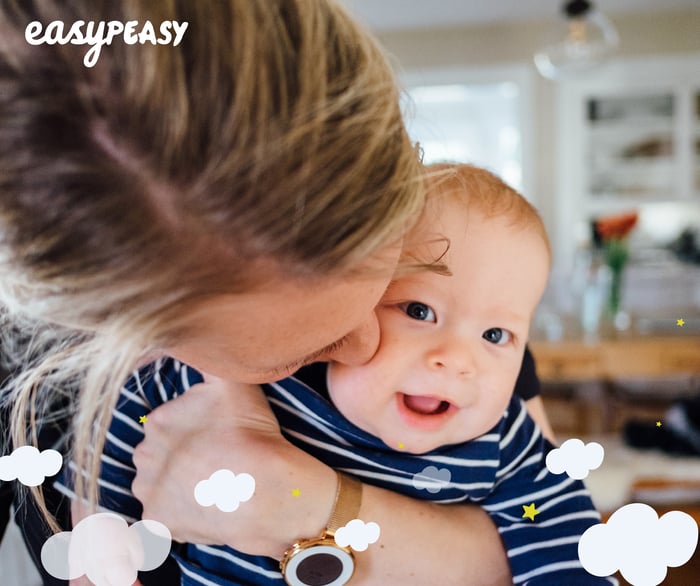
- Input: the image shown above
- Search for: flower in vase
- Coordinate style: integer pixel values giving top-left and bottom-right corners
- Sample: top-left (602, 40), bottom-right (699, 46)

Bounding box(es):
top-left (594, 211), bottom-right (638, 318)
top-left (595, 211), bottom-right (638, 241)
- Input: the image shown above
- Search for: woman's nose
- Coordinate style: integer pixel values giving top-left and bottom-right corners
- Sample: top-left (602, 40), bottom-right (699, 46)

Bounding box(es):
top-left (326, 313), bottom-right (380, 366)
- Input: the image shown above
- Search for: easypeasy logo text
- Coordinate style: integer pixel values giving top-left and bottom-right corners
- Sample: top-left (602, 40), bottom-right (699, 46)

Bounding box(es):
top-left (25, 20), bottom-right (189, 68)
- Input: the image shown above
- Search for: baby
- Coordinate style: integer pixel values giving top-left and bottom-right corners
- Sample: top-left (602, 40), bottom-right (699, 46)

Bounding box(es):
top-left (327, 162), bottom-right (551, 455)
top-left (59, 164), bottom-right (615, 585)
top-left (283, 163), bottom-right (614, 584)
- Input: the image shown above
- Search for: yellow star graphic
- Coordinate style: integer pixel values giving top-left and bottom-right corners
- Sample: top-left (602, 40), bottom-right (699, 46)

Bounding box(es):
top-left (656, 421), bottom-right (662, 427)
top-left (139, 415), bottom-right (148, 424)
top-left (398, 442), bottom-right (405, 449)
top-left (522, 503), bottom-right (540, 521)
top-left (291, 488), bottom-right (301, 497)
top-left (677, 318), bottom-right (685, 327)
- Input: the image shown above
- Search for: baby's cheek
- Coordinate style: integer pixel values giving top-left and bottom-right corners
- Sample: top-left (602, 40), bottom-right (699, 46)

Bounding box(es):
top-left (329, 365), bottom-right (385, 424)
top-left (327, 365), bottom-right (362, 410)
top-left (482, 379), bottom-right (515, 426)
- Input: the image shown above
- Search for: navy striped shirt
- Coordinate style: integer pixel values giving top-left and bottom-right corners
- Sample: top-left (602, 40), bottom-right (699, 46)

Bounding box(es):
top-left (56, 358), bottom-right (616, 585)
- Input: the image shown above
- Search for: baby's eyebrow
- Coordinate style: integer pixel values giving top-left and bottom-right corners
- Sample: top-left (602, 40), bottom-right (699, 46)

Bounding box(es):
top-left (392, 258), bottom-right (452, 278)
top-left (489, 308), bottom-right (530, 326)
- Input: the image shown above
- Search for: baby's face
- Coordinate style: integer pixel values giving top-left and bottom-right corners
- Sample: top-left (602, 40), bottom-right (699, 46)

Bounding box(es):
top-left (328, 195), bottom-right (550, 454)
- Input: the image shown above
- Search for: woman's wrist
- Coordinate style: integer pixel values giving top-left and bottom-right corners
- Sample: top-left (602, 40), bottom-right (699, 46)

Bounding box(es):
top-left (221, 437), bottom-right (338, 558)
top-left (282, 445), bottom-right (339, 548)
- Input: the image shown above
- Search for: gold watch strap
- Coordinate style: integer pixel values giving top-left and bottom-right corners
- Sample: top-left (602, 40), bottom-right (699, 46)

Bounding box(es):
top-left (325, 472), bottom-right (363, 536)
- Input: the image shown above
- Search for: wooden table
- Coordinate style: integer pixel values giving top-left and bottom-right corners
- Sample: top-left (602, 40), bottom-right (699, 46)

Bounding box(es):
top-left (531, 334), bottom-right (700, 585)
top-left (530, 335), bottom-right (700, 382)
top-left (529, 334), bottom-right (700, 433)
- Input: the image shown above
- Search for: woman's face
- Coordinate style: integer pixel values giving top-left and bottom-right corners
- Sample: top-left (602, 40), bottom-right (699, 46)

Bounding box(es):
top-left (167, 246), bottom-right (401, 383)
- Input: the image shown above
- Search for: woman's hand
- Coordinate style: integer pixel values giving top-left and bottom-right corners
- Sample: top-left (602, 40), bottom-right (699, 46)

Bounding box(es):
top-left (131, 374), bottom-right (336, 558)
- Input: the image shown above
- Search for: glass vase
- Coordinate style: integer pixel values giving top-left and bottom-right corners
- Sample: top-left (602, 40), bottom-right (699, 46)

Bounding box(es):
top-left (607, 264), bottom-right (622, 317)
top-left (604, 239), bottom-right (630, 331)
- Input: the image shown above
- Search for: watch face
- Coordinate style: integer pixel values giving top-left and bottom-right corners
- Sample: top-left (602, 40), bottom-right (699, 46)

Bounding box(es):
top-left (283, 544), bottom-right (354, 586)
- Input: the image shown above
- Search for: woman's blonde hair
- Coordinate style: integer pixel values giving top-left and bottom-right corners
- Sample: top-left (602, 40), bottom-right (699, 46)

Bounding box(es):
top-left (0, 0), bottom-right (424, 528)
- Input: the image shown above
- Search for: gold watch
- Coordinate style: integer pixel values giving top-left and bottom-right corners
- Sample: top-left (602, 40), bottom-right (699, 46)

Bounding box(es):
top-left (280, 472), bottom-right (362, 586)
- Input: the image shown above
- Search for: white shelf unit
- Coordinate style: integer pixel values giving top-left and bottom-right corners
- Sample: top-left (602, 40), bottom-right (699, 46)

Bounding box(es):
top-left (555, 53), bottom-right (700, 272)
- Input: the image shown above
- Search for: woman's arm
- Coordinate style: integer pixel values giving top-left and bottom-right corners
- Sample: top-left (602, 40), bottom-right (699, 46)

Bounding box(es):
top-left (352, 484), bottom-right (511, 585)
top-left (132, 375), bottom-right (512, 585)
top-left (55, 360), bottom-right (181, 586)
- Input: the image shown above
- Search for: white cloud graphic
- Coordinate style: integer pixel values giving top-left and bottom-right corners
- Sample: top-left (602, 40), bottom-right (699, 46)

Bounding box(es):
top-left (334, 519), bottom-right (380, 552)
top-left (194, 469), bottom-right (255, 512)
top-left (40, 512), bottom-right (171, 586)
top-left (579, 502), bottom-right (698, 586)
top-left (412, 465), bottom-right (451, 493)
top-left (0, 446), bottom-right (62, 487)
top-left (546, 438), bottom-right (604, 479)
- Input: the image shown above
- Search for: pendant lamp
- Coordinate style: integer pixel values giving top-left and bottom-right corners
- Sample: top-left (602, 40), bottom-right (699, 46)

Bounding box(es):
top-left (534, 0), bottom-right (619, 80)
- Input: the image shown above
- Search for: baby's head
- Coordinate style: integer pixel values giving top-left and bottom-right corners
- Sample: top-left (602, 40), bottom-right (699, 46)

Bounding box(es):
top-left (328, 164), bottom-right (550, 454)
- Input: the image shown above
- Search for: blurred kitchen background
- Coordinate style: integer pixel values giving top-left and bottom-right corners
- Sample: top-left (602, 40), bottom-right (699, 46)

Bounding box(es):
top-left (341, 0), bottom-right (700, 327)
top-left (339, 2), bottom-right (700, 584)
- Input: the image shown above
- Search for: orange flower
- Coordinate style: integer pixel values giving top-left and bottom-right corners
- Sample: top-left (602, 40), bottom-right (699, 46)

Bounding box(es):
top-left (595, 211), bottom-right (638, 241)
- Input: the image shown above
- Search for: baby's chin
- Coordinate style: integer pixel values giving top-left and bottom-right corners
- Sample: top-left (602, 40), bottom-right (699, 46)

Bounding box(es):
top-left (379, 433), bottom-right (461, 455)
top-left (378, 419), bottom-right (498, 455)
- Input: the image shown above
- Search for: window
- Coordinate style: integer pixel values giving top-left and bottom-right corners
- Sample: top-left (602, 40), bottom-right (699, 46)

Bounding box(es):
top-left (401, 65), bottom-right (534, 198)
top-left (406, 82), bottom-right (523, 190)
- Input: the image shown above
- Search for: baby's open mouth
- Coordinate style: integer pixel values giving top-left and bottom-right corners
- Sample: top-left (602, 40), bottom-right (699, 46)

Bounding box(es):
top-left (396, 393), bottom-right (457, 431)
top-left (402, 394), bottom-right (451, 416)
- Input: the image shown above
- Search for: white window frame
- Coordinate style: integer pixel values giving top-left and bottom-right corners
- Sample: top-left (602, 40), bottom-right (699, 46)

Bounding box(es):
top-left (399, 63), bottom-right (536, 204)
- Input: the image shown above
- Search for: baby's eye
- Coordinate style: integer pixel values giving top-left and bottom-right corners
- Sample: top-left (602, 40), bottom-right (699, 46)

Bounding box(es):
top-left (400, 302), bottom-right (436, 322)
top-left (482, 328), bottom-right (511, 345)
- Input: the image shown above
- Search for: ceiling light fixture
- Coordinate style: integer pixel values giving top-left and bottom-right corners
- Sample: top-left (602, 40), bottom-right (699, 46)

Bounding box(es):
top-left (534, 0), bottom-right (619, 80)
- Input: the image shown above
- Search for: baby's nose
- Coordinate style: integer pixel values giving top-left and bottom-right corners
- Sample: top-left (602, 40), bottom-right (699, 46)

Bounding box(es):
top-left (427, 342), bottom-right (476, 378)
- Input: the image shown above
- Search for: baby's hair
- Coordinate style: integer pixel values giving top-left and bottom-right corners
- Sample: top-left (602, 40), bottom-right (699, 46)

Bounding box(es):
top-left (396, 163), bottom-right (550, 279)
top-left (0, 0), bottom-right (424, 528)
top-left (425, 163), bottom-right (551, 259)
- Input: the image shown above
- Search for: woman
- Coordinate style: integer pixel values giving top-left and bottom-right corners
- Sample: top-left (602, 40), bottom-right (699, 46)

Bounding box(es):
top-left (0, 1), bottom-right (551, 584)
